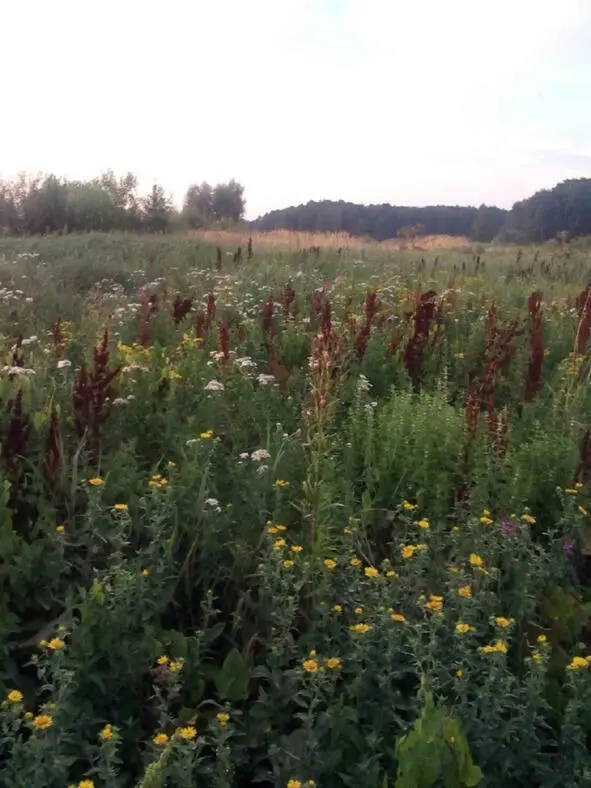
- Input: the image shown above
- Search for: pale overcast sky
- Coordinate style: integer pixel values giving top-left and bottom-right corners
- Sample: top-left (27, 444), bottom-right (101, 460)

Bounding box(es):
top-left (2, 0), bottom-right (591, 218)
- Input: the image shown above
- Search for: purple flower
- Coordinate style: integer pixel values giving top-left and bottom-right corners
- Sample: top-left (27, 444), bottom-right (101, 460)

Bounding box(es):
top-left (500, 520), bottom-right (518, 536)
top-left (563, 537), bottom-right (575, 556)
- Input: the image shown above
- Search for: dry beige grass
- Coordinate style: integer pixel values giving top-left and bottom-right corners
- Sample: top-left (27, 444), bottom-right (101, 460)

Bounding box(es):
top-left (189, 228), bottom-right (471, 252)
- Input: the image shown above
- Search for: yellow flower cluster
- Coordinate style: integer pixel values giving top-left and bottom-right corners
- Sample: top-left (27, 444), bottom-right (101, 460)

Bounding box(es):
top-left (478, 640), bottom-right (508, 655)
top-left (566, 655), bottom-right (591, 670)
top-left (349, 622), bottom-right (372, 634)
top-left (401, 543), bottom-right (427, 559)
top-left (424, 595), bottom-right (443, 614)
top-left (6, 689), bottom-right (23, 703)
top-left (148, 473), bottom-right (168, 489)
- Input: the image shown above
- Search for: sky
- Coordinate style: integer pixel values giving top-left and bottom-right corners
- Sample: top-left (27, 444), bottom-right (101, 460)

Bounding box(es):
top-left (2, 0), bottom-right (591, 219)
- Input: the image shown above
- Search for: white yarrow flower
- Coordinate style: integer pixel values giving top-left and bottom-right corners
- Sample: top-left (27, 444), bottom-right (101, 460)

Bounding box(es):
top-left (57, 359), bottom-right (72, 370)
top-left (250, 449), bottom-right (271, 462)
top-left (204, 380), bottom-right (225, 391)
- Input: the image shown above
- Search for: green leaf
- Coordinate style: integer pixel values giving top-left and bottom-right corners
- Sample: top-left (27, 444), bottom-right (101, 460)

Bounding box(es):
top-left (214, 647), bottom-right (249, 701)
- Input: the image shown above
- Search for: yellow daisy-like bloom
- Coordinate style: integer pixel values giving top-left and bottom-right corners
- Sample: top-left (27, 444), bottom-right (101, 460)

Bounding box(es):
top-left (56, 525), bottom-right (65, 533)
top-left (537, 634), bottom-right (547, 643)
top-left (455, 623), bottom-right (472, 634)
top-left (141, 569), bottom-right (150, 576)
top-left (478, 640), bottom-right (508, 655)
top-left (99, 724), bottom-right (114, 741)
top-left (276, 524), bottom-right (288, 531)
top-left (113, 503), bottom-right (128, 512)
top-left (469, 553), bottom-right (484, 568)
top-left (33, 714), bottom-right (53, 730)
top-left (402, 500), bottom-right (416, 511)
top-left (323, 558), bottom-right (337, 570)
top-left (291, 544), bottom-right (303, 553)
top-left (326, 657), bottom-right (342, 669)
top-left (47, 638), bottom-right (65, 650)
top-left (566, 655), bottom-right (591, 670)
top-left (425, 595), bottom-right (443, 613)
top-left (578, 506), bottom-right (588, 516)
top-left (349, 556), bottom-right (361, 567)
top-left (458, 585), bottom-right (472, 599)
top-left (349, 623), bottom-right (372, 634)
top-left (267, 526), bottom-right (278, 534)
top-left (576, 482), bottom-right (583, 489)
top-left (415, 518), bottom-right (430, 529)
top-left (391, 612), bottom-right (407, 623)
top-left (303, 659), bottom-right (319, 673)
top-left (482, 509), bottom-right (491, 517)
top-left (153, 732), bottom-right (169, 745)
top-left (364, 566), bottom-right (379, 578)
top-left (287, 781), bottom-right (302, 788)
top-left (274, 479), bottom-right (289, 488)
top-left (169, 660), bottom-right (184, 673)
top-left (386, 570), bottom-right (398, 578)
top-left (565, 488), bottom-right (578, 495)
top-left (283, 560), bottom-right (294, 568)
top-left (273, 538), bottom-right (287, 550)
top-left (200, 430), bottom-right (214, 439)
top-left (88, 477), bottom-right (104, 486)
top-left (457, 352), bottom-right (465, 359)
top-left (494, 616), bottom-right (514, 628)
top-left (7, 689), bottom-right (23, 703)
top-left (531, 652), bottom-right (543, 664)
top-left (401, 544), bottom-right (416, 559)
top-left (157, 655), bottom-right (169, 665)
top-left (177, 726), bottom-right (197, 740)
top-left (456, 669), bottom-right (463, 677)
top-left (480, 516), bottom-right (493, 526)
top-left (521, 513), bottom-right (536, 524)
top-left (354, 606), bottom-right (363, 615)
top-left (217, 712), bottom-right (230, 725)
top-left (332, 604), bottom-right (342, 613)
top-left (78, 781), bottom-right (95, 788)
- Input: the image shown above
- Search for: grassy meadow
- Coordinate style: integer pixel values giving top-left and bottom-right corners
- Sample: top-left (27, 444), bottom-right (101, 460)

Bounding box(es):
top-left (1, 232), bottom-right (591, 787)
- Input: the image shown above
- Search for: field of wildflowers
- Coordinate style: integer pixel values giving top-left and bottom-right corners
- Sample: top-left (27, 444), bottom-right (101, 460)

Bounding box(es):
top-left (1, 232), bottom-right (591, 787)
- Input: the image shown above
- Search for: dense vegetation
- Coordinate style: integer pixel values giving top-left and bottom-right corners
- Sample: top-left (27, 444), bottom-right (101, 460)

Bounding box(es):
top-left (1, 233), bottom-right (591, 787)
top-left (254, 179), bottom-right (591, 244)
top-left (0, 173), bottom-right (246, 235)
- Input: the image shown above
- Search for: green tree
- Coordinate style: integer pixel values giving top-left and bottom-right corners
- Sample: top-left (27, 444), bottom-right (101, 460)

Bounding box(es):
top-left (140, 184), bottom-right (173, 233)
top-left (212, 179), bottom-right (245, 223)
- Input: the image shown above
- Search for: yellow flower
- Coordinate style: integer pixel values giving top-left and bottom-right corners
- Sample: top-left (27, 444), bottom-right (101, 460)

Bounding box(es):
top-left (364, 566), bottom-right (379, 578)
top-left (415, 518), bottom-right (430, 529)
top-left (113, 503), bottom-right (128, 512)
top-left (7, 690), bottom-right (23, 703)
top-left (33, 714), bottom-right (53, 730)
top-left (326, 657), bottom-right (342, 669)
top-left (416, 543), bottom-right (428, 552)
top-left (273, 538), bottom-right (287, 550)
top-left (78, 781), bottom-right (95, 788)
top-left (88, 477), bottom-right (104, 486)
top-left (157, 655), bottom-right (169, 665)
top-left (276, 524), bottom-right (288, 531)
top-left (24, 712), bottom-right (33, 720)
top-left (283, 560), bottom-right (294, 568)
top-left (401, 544), bottom-right (416, 559)
top-left (579, 506), bottom-right (588, 516)
top-left (291, 544), bottom-right (303, 553)
top-left (167, 461), bottom-right (176, 468)
top-left (47, 638), bottom-right (65, 650)
top-left (217, 712), bottom-right (230, 725)
top-left (332, 604), bottom-right (342, 613)
top-left (177, 726), bottom-right (197, 740)
top-left (456, 669), bottom-right (463, 677)
top-left (458, 585), bottom-right (472, 599)
top-left (323, 558), bottom-right (337, 570)
top-left (457, 352), bottom-right (465, 359)
top-left (141, 569), bottom-right (150, 576)
top-left (425, 595), bottom-right (443, 613)
top-left (391, 612), bottom-right (407, 623)
top-left (169, 660), bottom-right (184, 673)
top-left (386, 570), bottom-right (398, 578)
top-left (287, 781), bottom-right (302, 788)
top-left (576, 482), bottom-right (583, 489)
top-left (153, 732), bottom-right (169, 745)
top-left (469, 553), bottom-right (484, 568)
top-left (274, 479), bottom-right (289, 488)
top-left (267, 526), bottom-right (278, 534)
top-left (480, 516), bottom-right (493, 526)
top-left (566, 655), bottom-right (591, 670)
top-left (455, 623), bottom-right (472, 634)
top-left (482, 509), bottom-right (491, 517)
top-left (349, 556), bottom-right (361, 567)
top-left (532, 652), bottom-right (543, 663)
top-left (494, 616), bottom-right (514, 628)
top-left (354, 606), bottom-right (363, 615)
top-left (478, 640), bottom-right (508, 655)
top-left (537, 634), bottom-right (547, 643)
top-left (349, 623), bottom-right (372, 634)
top-left (402, 500), bottom-right (416, 511)
top-left (99, 724), bottom-right (114, 741)
top-left (565, 488), bottom-right (578, 495)
top-left (521, 513), bottom-right (536, 524)
top-left (56, 525), bottom-right (65, 533)
top-left (200, 430), bottom-right (214, 439)
top-left (303, 659), bottom-right (319, 673)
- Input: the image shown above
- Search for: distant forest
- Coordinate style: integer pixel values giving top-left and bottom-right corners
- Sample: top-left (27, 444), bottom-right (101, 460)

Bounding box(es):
top-left (253, 178), bottom-right (591, 244)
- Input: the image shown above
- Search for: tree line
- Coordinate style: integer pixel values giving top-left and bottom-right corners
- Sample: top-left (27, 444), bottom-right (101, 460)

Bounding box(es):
top-left (0, 172), bottom-right (245, 235)
top-left (252, 179), bottom-right (591, 244)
